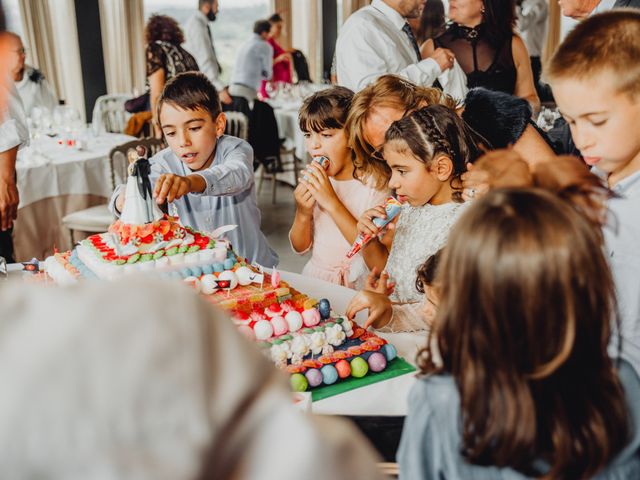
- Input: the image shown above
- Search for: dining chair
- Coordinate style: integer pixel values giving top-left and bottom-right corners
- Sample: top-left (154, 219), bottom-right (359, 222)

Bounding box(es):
top-left (91, 94), bottom-right (132, 134)
top-left (61, 138), bottom-right (166, 245)
top-left (224, 111), bottom-right (249, 140)
top-left (256, 145), bottom-right (302, 204)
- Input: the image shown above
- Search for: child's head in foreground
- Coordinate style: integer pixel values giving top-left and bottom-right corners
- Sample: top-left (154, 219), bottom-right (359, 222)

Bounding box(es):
top-left (298, 86), bottom-right (355, 178)
top-left (419, 188), bottom-right (629, 478)
top-left (546, 10), bottom-right (640, 183)
top-left (157, 72), bottom-right (226, 172)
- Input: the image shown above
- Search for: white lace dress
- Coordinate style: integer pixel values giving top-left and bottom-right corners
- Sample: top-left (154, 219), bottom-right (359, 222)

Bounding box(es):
top-left (381, 201), bottom-right (469, 333)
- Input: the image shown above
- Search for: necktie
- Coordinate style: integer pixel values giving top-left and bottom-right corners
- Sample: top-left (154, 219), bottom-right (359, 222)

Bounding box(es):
top-left (402, 23), bottom-right (422, 62)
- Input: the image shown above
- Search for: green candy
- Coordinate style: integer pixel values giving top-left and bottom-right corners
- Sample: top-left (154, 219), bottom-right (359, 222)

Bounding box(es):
top-left (153, 250), bottom-right (165, 259)
top-left (140, 253), bottom-right (153, 263)
top-left (187, 245), bottom-right (200, 253)
top-left (314, 326), bottom-right (325, 332)
top-left (113, 259), bottom-right (126, 265)
top-left (126, 254), bottom-right (140, 264)
top-left (324, 322), bottom-right (335, 329)
top-left (279, 334), bottom-right (293, 341)
top-left (335, 317), bottom-right (344, 324)
top-left (165, 247), bottom-right (178, 256)
top-left (303, 328), bottom-right (314, 334)
top-left (178, 245), bottom-right (189, 254)
top-left (290, 373), bottom-right (308, 392)
top-left (350, 357), bottom-right (369, 378)
top-left (257, 341), bottom-right (271, 349)
top-left (272, 338), bottom-right (284, 345)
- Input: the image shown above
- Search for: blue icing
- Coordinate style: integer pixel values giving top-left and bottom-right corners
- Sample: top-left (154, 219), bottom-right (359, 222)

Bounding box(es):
top-left (227, 250), bottom-right (235, 259)
top-left (213, 263), bottom-right (224, 273)
top-left (190, 266), bottom-right (203, 277)
top-left (202, 264), bottom-right (214, 275)
top-left (320, 365), bottom-right (338, 385)
top-left (381, 344), bottom-right (397, 362)
top-left (223, 258), bottom-right (235, 270)
top-left (180, 268), bottom-right (192, 278)
top-left (170, 271), bottom-right (182, 280)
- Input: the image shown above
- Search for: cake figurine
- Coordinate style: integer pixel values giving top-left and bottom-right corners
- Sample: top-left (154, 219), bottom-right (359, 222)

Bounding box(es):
top-left (120, 147), bottom-right (164, 225)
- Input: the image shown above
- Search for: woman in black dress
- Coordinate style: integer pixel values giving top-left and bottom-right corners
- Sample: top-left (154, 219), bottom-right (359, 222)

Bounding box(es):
top-left (422, 0), bottom-right (539, 112)
top-left (145, 15), bottom-right (199, 136)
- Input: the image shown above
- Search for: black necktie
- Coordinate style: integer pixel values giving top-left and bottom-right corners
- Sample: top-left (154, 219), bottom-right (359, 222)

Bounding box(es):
top-left (402, 23), bottom-right (421, 62)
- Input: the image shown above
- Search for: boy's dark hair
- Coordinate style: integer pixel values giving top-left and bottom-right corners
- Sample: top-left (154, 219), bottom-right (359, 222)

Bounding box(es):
top-left (253, 20), bottom-right (272, 35)
top-left (157, 72), bottom-right (221, 122)
top-left (199, 0), bottom-right (213, 7)
top-left (415, 249), bottom-right (443, 294)
top-left (268, 13), bottom-right (283, 24)
top-left (298, 86), bottom-right (354, 133)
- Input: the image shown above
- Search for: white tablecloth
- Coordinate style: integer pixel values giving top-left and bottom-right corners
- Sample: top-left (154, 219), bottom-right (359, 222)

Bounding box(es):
top-left (273, 104), bottom-right (307, 161)
top-left (16, 133), bottom-right (135, 208)
top-left (280, 270), bottom-right (424, 417)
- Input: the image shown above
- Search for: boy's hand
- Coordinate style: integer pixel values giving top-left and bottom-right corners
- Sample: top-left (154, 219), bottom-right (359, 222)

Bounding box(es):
top-left (293, 182), bottom-right (315, 216)
top-left (298, 162), bottom-right (339, 212)
top-left (346, 290), bottom-right (393, 330)
top-left (357, 205), bottom-right (389, 238)
top-left (364, 267), bottom-right (395, 295)
top-left (154, 174), bottom-right (192, 204)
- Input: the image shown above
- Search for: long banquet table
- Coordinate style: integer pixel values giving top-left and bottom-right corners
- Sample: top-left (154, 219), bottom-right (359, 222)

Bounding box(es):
top-left (14, 132), bottom-right (135, 260)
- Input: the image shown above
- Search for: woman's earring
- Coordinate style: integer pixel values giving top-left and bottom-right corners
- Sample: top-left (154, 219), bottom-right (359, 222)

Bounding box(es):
top-left (481, 4), bottom-right (485, 14)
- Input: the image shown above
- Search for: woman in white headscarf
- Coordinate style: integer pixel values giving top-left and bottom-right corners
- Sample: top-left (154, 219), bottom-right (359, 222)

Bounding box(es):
top-left (0, 277), bottom-right (384, 480)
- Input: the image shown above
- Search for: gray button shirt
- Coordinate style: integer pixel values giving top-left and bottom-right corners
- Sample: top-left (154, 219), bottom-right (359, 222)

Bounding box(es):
top-left (605, 169), bottom-right (640, 373)
top-left (110, 135), bottom-right (278, 267)
top-left (398, 361), bottom-right (640, 479)
top-left (230, 34), bottom-right (273, 92)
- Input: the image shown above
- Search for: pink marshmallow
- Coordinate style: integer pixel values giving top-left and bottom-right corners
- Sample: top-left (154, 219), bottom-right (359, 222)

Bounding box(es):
top-left (302, 308), bottom-right (321, 327)
top-left (270, 315), bottom-right (289, 336)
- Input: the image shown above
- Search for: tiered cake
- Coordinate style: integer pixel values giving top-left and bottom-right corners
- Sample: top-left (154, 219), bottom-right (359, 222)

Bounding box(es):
top-left (44, 154), bottom-right (401, 394)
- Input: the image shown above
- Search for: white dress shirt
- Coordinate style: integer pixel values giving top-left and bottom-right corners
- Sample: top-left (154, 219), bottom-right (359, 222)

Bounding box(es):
top-left (0, 83), bottom-right (29, 153)
top-left (335, 0), bottom-right (442, 91)
top-left (15, 65), bottom-right (57, 118)
top-left (516, 0), bottom-right (548, 58)
top-left (183, 11), bottom-right (224, 91)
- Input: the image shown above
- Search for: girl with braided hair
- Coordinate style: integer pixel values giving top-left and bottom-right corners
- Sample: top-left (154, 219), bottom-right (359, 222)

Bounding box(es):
top-left (346, 104), bottom-right (483, 332)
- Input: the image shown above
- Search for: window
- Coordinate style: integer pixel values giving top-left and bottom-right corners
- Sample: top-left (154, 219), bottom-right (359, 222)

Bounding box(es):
top-left (3, 0), bottom-right (24, 36)
top-left (143, 0), bottom-right (269, 83)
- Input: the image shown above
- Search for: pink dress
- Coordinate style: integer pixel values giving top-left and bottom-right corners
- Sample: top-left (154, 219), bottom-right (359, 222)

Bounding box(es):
top-left (260, 37), bottom-right (292, 98)
top-left (291, 178), bottom-right (388, 289)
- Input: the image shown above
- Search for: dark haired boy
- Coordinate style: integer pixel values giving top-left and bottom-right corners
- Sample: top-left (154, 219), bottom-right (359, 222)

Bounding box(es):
top-left (110, 72), bottom-right (278, 267)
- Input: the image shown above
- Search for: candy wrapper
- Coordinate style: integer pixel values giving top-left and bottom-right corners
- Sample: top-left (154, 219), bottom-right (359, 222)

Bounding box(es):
top-left (313, 156), bottom-right (330, 170)
top-left (346, 197), bottom-right (402, 259)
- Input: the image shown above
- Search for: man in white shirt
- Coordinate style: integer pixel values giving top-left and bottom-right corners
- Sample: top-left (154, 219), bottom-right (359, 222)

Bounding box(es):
top-left (183, 0), bottom-right (232, 104)
top-left (335, 0), bottom-right (455, 92)
top-left (0, 33), bottom-right (29, 263)
top-left (4, 33), bottom-right (57, 117)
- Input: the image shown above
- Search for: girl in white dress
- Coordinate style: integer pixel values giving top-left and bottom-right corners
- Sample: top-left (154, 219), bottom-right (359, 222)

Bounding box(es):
top-left (347, 104), bottom-right (483, 332)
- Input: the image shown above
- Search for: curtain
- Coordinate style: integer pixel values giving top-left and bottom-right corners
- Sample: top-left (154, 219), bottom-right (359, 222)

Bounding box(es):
top-left (271, 0), bottom-right (292, 50)
top-left (542, 0), bottom-right (561, 67)
top-left (98, 0), bottom-right (146, 95)
top-left (342, 0), bottom-right (371, 24)
top-left (291, 1), bottom-right (322, 82)
top-left (19, 0), bottom-right (85, 121)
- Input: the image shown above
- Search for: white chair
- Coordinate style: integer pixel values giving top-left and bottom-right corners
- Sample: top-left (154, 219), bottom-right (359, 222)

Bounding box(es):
top-left (224, 111), bottom-right (249, 140)
top-left (91, 94), bottom-right (131, 134)
top-left (62, 138), bottom-right (165, 244)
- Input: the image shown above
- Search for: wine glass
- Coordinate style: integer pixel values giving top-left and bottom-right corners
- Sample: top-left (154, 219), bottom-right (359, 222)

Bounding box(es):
top-left (265, 81), bottom-right (277, 100)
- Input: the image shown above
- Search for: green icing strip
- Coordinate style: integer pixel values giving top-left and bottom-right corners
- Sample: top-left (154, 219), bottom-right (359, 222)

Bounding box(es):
top-left (178, 245), bottom-right (189, 253)
top-left (127, 253), bottom-right (140, 264)
top-left (153, 250), bottom-right (165, 260)
top-left (166, 247), bottom-right (178, 256)
top-left (140, 254), bottom-right (153, 262)
top-left (188, 245), bottom-right (200, 253)
top-left (310, 357), bottom-right (415, 402)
